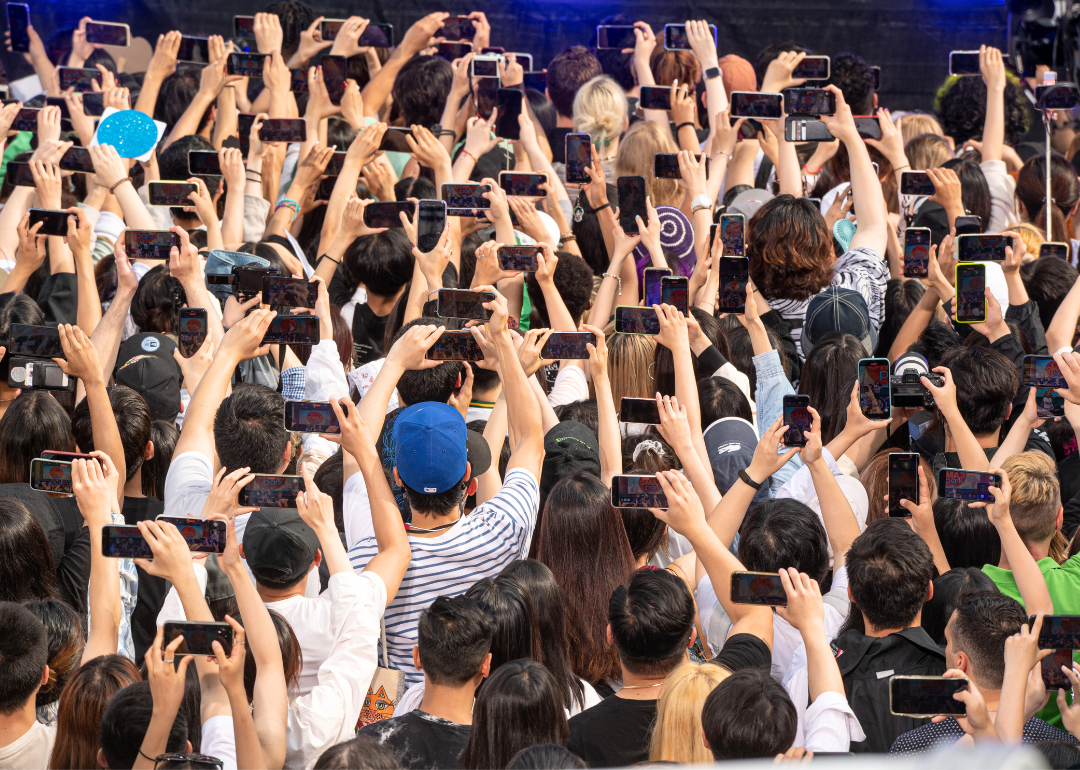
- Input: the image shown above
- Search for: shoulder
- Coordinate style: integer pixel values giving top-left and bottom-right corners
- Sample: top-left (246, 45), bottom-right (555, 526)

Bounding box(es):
top-left (1024, 717), bottom-right (1080, 744)
top-left (889, 719), bottom-right (961, 754)
top-left (472, 469), bottom-right (540, 517)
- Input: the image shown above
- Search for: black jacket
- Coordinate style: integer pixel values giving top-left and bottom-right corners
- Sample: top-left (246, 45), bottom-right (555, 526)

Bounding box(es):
top-left (831, 626), bottom-right (947, 753)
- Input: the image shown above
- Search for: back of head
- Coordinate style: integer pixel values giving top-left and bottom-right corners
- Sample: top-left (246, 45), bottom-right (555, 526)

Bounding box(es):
top-left (393, 318), bottom-right (463, 407)
top-left (650, 662), bottom-right (730, 763)
top-left (876, 278), bottom-right (926, 358)
top-left (392, 55), bottom-right (452, 128)
top-left (905, 133), bottom-right (953, 171)
top-left (698, 376), bottom-right (752, 426)
top-left (507, 744), bottom-right (585, 770)
top-left (933, 498), bottom-right (1001, 569)
top-left (922, 567), bottom-right (996, 645)
top-left (591, 15), bottom-right (635, 91)
top-left (738, 499), bottom-right (829, 583)
top-left (51, 655), bottom-right (140, 770)
top-left (344, 230), bottom-right (415, 297)
top-left (940, 345), bottom-right (1018, 436)
top-left (701, 668), bottom-right (796, 760)
top-left (0, 498), bottom-right (58, 602)
top-left (417, 595), bottom-right (495, 686)
top-left (213, 384), bottom-right (288, 474)
top-left (24, 599), bottom-right (83, 709)
top-left (950, 589), bottom-right (1027, 689)
top-left (1002, 451), bottom-right (1061, 545)
top-left (0, 601), bottom-right (48, 713)
top-left (620, 506), bottom-right (668, 563)
top-left (1035, 740), bottom-right (1080, 770)
top-left (608, 568), bottom-right (695, 677)
top-left (1022, 256), bottom-right (1078, 329)
top-left (0, 391), bottom-right (75, 483)
top-left (526, 252), bottom-right (594, 327)
top-left (145, 420), bottom-right (179, 499)
top-left (154, 67), bottom-right (206, 134)
top-left (936, 72), bottom-right (1031, 146)
top-left (606, 331), bottom-right (658, 406)
top-left (942, 157), bottom-right (992, 232)
top-left (101, 681), bottom-right (188, 769)
top-left (799, 332), bottom-right (865, 439)
top-left (464, 577), bottom-right (539, 674)
top-left (898, 113), bottom-right (944, 146)
top-left (572, 75), bottom-right (627, 148)
top-left (72, 385), bottom-right (151, 483)
top-left (158, 135), bottom-right (216, 218)
top-left (132, 265), bottom-right (185, 332)
top-left (263, 0), bottom-right (317, 58)
top-left (826, 52), bottom-right (874, 114)
top-left (649, 49), bottom-right (700, 91)
top-left (0, 293), bottom-right (44, 342)
top-left (847, 519), bottom-right (934, 630)
top-left (861, 451), bottom-right (937, 524)
top-left (314, 735), bottom-right (400, 770)
top-left (546, 46), bottom-right (603, 118)
top-left (616, 121), bottom-right (680, 207)
top-left (1017, 154), bottom-right (1080, 240)
top-left (552, 400), bottom-right (598, 439)
top-left (747, 195), bottom-right (832, 302)
top-left (459, 660), bottom-right (568, 770)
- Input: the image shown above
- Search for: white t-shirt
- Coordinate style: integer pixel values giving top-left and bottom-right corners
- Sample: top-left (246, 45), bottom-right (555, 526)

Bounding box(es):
top-left (162, 450), bottom-right (215, 519)
top-left (0, 720), bottom-right (56, 769)
top-left (201, 715), bottom-right (237, 770)
top-left (264, 592), bottom-right (338, 699)
top-left (394, 676), bottom-right (602, 718)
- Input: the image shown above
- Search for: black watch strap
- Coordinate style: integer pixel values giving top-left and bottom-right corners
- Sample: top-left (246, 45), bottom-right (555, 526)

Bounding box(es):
top-left (738, 468), bottom-right (763, 490)
top-left (704, 66), bottom-right (721, 80)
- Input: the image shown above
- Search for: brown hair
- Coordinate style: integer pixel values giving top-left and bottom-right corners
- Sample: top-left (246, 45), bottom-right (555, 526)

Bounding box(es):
top-left (650, 49), bottom-right (701, 92)
top-left (746, 195), bottom-right (834, 301)
top-left (860, 450), bottom-right (938, 524)
top-left (1015, 154), bottom-right (1080, 241)
top-left (905, 133), bottom-right (953, 171)
top-left (615, 121), bottom-right (682, 207)
top-left (50, 655), bottom-right (141, 770)
top-left (546, 46), bottom-right (603, 118)
top-left (1002, 452), bottom-right (1061, 544)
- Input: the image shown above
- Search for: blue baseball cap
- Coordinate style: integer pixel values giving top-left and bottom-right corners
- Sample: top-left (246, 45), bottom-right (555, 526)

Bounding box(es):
top-left (393, 402), bottom-right (468, 493)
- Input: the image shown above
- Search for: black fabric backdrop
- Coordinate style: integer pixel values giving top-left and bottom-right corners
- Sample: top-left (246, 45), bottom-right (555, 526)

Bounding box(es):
top-left (10, 0), bottom-right (1008, 111)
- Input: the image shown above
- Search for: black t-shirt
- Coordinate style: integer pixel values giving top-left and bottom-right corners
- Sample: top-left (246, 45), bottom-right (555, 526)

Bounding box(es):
top-left (352, 302), bottom-right (390, 367)
top-left (359, 710), bottom-right (471, 770)
top-left (567, 633), bottom-right (771, 767)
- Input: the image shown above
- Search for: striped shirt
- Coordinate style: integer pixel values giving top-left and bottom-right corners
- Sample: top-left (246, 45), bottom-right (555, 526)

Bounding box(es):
top-left (346, 468), bottom-right (540, 685)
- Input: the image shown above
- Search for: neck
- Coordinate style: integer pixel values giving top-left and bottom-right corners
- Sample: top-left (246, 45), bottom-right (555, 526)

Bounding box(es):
top-left (124, 468), bottom-right (146, 499)
top-left (981, 687), bottom-right (1001, 713)
top-left (0, 700), bottom-right (38, 749)
top-left (634, 554), bottom-right (648, 569)
top-left (945, 427), bottom-right (999, 452)
top-left (556, 114), bottom-right (574, 128)
top-left (470, 384), bottom-right (501, 403)
top-left (617, 663), bottom-right (676, 700)
top-left (407, 507), bottom-right (462, 538)
top-left (257, 579), bottom-right (308, 602)
top-left (366, 287), bottom-right (406, 316)
top-left (864, 610), bottom-right (922, 638)
top-left (419, 679), bottom-right (477, 725)
top-left (999, 538), bottom-right (1052, 570)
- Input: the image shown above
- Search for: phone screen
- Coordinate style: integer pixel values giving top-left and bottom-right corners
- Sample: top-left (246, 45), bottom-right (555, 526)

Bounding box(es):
top-left (85, 22), bottom-right (128, 46)
top-left (321, 55), bottom-right (347, 104)
top-left (261, 316), bottom-right (319, 345)
top-left (29, 459), bottom-right (72, 494)
top-left (436, 290), bottom-right (495, 320)
top-left (58, 67), bottom-right (98, 92)
top-left (653, 153), bottom-right (688, 180)
top-left (596, 25), bottom-right (637, 50)
top-left (59, 146), bottom-right (94, 173)
top-left (565, 134), bottom-right (592, 184)
top-left (417, 200), bottom-right (447, 252)
top-left (783, 395), bottom-right (811, 447)
top-left (234, 16), bottom-right (256, 38)
top-left (858, 358), bottom-right (891, 420)
top-left (643, 268), bottom-right (671, 307)
top-left (235, 267), bottom-right (278, 297)
top-left (660, 277), bottom-right (688, 315)
top-left (611, 475), bottom-right (668, 508)
top-left (471, 57), bottom-right (500, 78)
top-left (719, 214), bottom-right (745, 256)
top-left (12, 107), bottom-right (37, 132)
top-left (290, 68), bottom-right (309, 93)
top-left (903, 228), bottom-right (931, 278)
top-left (619, 397), bottom-right (661, 424)
top-left (499, 173), bottom-right (546, 197)
top-left (939, 468), bottom-right (1001, 501)
top-left (40, 451), bottom-right (94, 462)
top-left (663, 23), bottom-right (714, 50)
top-left (617, 176), bottom-right (647, 234)
top-left (426, 331), bottom-right (484, 361)
top-left (285, 400), bottom-right (341, 434)
top-left (852, 116), bottom-right (882, 140)
top-left (949, 51), bottom-right (982, 76)
top-left (435, 42), bottom-right (473, 61)
top-left (164, 621), bottom-right (234, 655)
top-left (956, 263), bottom-right (987, 323)
top-left (258, 119), bottom-right (306, 143)
top-left (188, 150), bottom-right (221, 176)
top-left (793, 56), bottom-right (830, 79)
top-left (320, 19), bottom-right (345, 40)
top-left (1023, 355), bottom-right (1066, 387)
top-left (1036, 387), bottom-right (1066, 419)
top-left (1042, 649), bottom-right (1074, 689)
top-left (730, 91), bottom-right (782, 119)
top-left (125, 230), bottom-right (178, 261)
top-left (148, 182), bottom-right (198, 207)
top-left (441, 184), bottom-right (491, 215)
top-left (81, 92), bottom-right (104, 116)
top-left (1036, 616), bottom-right (1080, 649)
top-left (498, 246), bottom-right (539, 272)
top-left (900, 171), bottom-right (935, 196)
top-left (363, 201), bottom-right (416, 228)
top-left (177, 36), bottom-right (210, 63)
top-left (439, 16), bottom-right (476, 41)
top-left (495, 89), bottom-right (523, 140)
top-left (540, 332), bottom-right (596, 360)
top-left (9, 324), bottom-right (64, 358)
top-left (238, 475), bottom-right (305, 508)
top-left (639, 86), bottom-right (672, 111)
top-left (262, 277), bottom-right (318, 308)
top-left (227, 52), bottom-right (268, 78)
top-left (178, 308), bottom-right (208, 359)
top-left (1041, 242), bottom-right (1071, 260)
top-left (161, 518), bottom-right (227, 553)
top-left (359, 23), bottom-right (393, 47)
top-left (29, 208), bottom-right (71, 236)
top-left (958, 234), bottom-right (1008, 262)
top-left (890, 677), bottom-right (968, 716)
top-left (379, 127), bottom-right (413, 153)
top-left (7, 4), bottom-right (30, 53)
top-left (6, 162), bottom-right (33, 187)
top-left (614, 306), bottom-right (660, 335)
top-left (888, 453), bottom-right (919, 517)
top-left (730, 572), bottom-right (787, 606)
top-left (783, 88), bottom-right (836, 115)
top-left (717, 257), bottom-right (748, 314)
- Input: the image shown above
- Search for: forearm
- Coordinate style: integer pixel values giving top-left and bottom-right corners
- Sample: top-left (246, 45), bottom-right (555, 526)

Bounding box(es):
top-left (672, 437), bottom-right (722, 514)
top-left (1005, 272), bottom-right (1030, 307)
top-left (86, 379), bottom-right (127, 502)
top-left (82, 528), bottom-right (121, 662)
top-left (706, 478), bottom-right (757, 547)
top-left (229, 687), bottom-right (268, 770)
top-left (91, 286), bottom-right (136, 376)
top-left (175, 353), bottom-right (239, 457)
top-left (314, 524), bottom-right (351, 575)
top-left (357, 360), bottom-right (404, 440)
top-left (943, 414), bottom-right (991, 471)
top-left (845, 135), bottom-right (888, 252)
top-left (594, 373), bottom-right (621, 487)
top-left (49, 237), bottom-right (75, 274)
top-left (983, 87), bottom-right (1005, 163)
top-left (164, 92), bottom-right (216, 150)
top-left (803, 628), bottom-right (845, 699)
top-left (538, 282), bottom-right (576, 331)
top-left (319, 164), bottom-right (363, 254)
top-left (477, 393), bottom-right (507, 504)
top-left (361, 53), bottom-right (407, 119)
top-left (214, 88), bottom-right (239, 150)
top-left (672, 348), bottom-right (702, 434)
top-left (268, 85), bottom-right (288, 119)
top-left (221, 188), bottom-right (245, 246)
top-left (173, 568), bottom-right (214, 622)
top-left (0, 188), bottom-right (33, 255)
top-left (356, 442), bottom-right (410, 600)
top-left (686, 523), bottom-right (772, 643)
top-left (135, 73), bottom-right (166, 118)
top-left (990, 415), bottom-right (1036, 467)
top-left (181, 277), bottom-right (226, 342)
top-left (998, 518), bottom-right (1054, 614)
top-left (775, 134), bottom-right (802, 197)
top-left (705, 154), bottom-right (729, 207)
top-left (134, 709), bottom-right (182, 770)
top-left (888, 290), bottom-right (938, 361)
top-left (497, 334), bottom-right (541, 441)
top-left (113, 183), bottom-right (157, 230)
top-left (676, 124), bottom-right (699, 153)
top-left (75, 255), bottom-right (102, 335)
top-left (703, 76), bottom-right (727, 148)
top-left (529, 376), bottom-right (561, 434)
top-left (1046, 276), bottom-right (1080, 352)
top-left (807, 459), bottom-right (861, 564)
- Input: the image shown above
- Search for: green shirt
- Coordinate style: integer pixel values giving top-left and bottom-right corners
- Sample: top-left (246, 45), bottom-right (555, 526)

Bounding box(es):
top-left (983, 556), bottom-right (1080, 726)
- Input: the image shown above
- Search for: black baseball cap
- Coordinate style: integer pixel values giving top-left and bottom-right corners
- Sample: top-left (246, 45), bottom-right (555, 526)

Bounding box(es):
top-left (540, 421), bottom-right (600, 501)
top-left (115, 355), bottom-right (182, 424)
top-left (242, 509), bottom-right (321, 586)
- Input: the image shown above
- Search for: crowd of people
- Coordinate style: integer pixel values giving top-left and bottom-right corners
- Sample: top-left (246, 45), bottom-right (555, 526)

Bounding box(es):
top-left (7, 2), bottom-right (1080, 768)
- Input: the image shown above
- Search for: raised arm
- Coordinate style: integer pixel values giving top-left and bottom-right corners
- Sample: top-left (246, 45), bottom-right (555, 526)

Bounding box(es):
top-left (987, 471), bottom-right (1054, 615)
top-left (75, 455), bottom-right (122, 663)
top-left (923, 367), bottom-right (990, 472)
top-left (655, 394), bottom-right (722, 515)
top-left (980, 46), bottom-right (1007, 164)
top-left (898, 465), bottom-right (951, 575)
top-left (777, 568), bottom-right (844, 700)
top-left (90, 242), bottom-right (139, 376)
top-left (169, 226), bottom-right (225, 344)
top-left (136, 32), bottom-right (181, 117)
top-left (65, 209), bottom-right (102, 335)
top-left (585, 326), bottom-right (621, 487)
top-left (361, 13), bottom-right (447, 118)
top-left (802, 408), bottom-right (862, 567)
top-left (164, 36), bottom-right (241, 149)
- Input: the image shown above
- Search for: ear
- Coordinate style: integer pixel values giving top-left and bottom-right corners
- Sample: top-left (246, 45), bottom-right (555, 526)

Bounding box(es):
top-left (466, 477), bottom-right (478, 497)
top-left (462, 462), bottom-right (472, 487)
top-left (955, 650), bottom-right (971, 675)
top-left (278, 440), bottom-right (293, 474)
top-left (686, 626), bottom-right (697, 650)
top-left (479, 651), bottom-right (492, 678)
top-left (1058, 506), bottom-right (1065, 532)
top-left (185, 741), bottom-right (193, 753)
top-left (40, 664), bottom-right (50, 687)
top-left (1005, 403), bottom-right (1013, 421)
top-left (239, 543), bottom-right (246, 560)
top-left (144, 440), bottom-right (155, 461)
top-left (847, 585), bottom-right (854, 602)
top-left (926, 581), bottom-right (934, 602)
top-left (393, 467), bottom-right (403, 487)
top-left (873, 93), bottom-right (879, 110)
top-left (412, 645), bottom-right (423, 672)
top-left (313, 549), bottom-right (323, 568)
top-left (97, 748), bottom-right (108, 768)
top-left (606, 624), bottom-right (613, 644)
top-left (702, 729), bottom-right (710, 750)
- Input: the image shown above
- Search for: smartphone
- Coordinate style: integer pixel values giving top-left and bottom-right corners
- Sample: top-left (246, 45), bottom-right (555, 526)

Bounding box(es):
top-left (954, 215), bottom-right (982, 237)
top-left (187, 150), bottom-right (221, 177)
top-left (439, 16), bottom-right (476, 41)
top-left (663, 23), bottom-right (716, 51)
top-left (148, 182), bottom-right (198, 207)
top-left (470, 55), bottom-right (502, 79)
top-left (638, 85), bottom-right (672, 111)
top-left (857, 357), bottom-right (892, 421)
top-left (85, 21), bottom-right (129, 46)
top-left (261, 316), bottom-right (319, 345)
top-left (619, 397), bottom-right (661, 424)
top-left (320, 55), bottom-right (347, 105)
top-left (889, 676), bottom-right (968, 717)
top-left (888, 453), bottom-right (919, 518)
top-left (565, 133), bottom-right (593, 184)
top-left (955, 262), bottom-right (987, 324)
top-left (716, 213), bottom-right (745, 257)
top-left (782, 394), bottom-right (811, 447)
top-left (261, 276), bottom-right (317, 309)
top-left (643, 267), bottom-right (671, 307)
top-left (900, 171), bottom-right (935, 196)
top-left (163, 620), bottom-right (234, 655)
top-left (499, 172), bottom-right (547, 197)
top-left (285, 400), bottom-right (341, 434)
top-left (783, 88), bottom-right (836, 116)
top-left (596, 25), bottom-right (637, 50)
top-left (227, 52), bottom-right (268, 77)
top-left (957, 234), bottom-right (1008, 262)
top-left (363, 201), bottom-right (415, 228)
top-left (441, 183), bottom-right (491, 215)
top-left (58, 146), bottom-right (94, 174)
top-left (1035, 616), bottom-right (1080, 649)
top-left (40, 450), bottom-right (94, 462)
top-left (653, 153), bottom-right (708, 181)
top-left (5, 161), bottom-right (32, 187)
top-left (489, 88), bottom-right (522, 140)
top-left (903, 227), bottom-right (932, 278)
top-left (58, 67), bottom-right (99, 93)
top-left (617, 176), bottom-right (647, 235)
top-left (12, 107), bottom-right (38, 132)
top-left (125, 230), bottom-right (178, 261)
top-left (319, 18), bottom-right (346, 40)
top-left (238, 474), bottom-right (305, 508)
top-left (784, 116), bottom-right (834, 142)
top-left (6, 3), bottom-right (29, 53)
top-left (234, 266), bottom-right (278, 299)
top-left (1041, 242), bottom-right (1071, 260)
top-left (610, 474), bottom-right (668, 508)
top-left (1042, 649), bottom-right (1075, 690)
top-left (852, 116), bottom-right (882, 140)
top-left (81, 92), bottom-right (104, 116)
top-left (949, 51), bottom-right (982, 77)
top-left (498, 245), bottom-right (539, 272)
top-left (8, 358), bottom-right (72, 391)
top-left (426, 330), bottom-right (484, 361)
top-left (435, 41), bottom-right (473, 61)
top-left (793, 55), bottom-right (830, 80)
top-left (109, 518), bottom-right (228, 558)
top-left (379, 126), bottom-right (413, 153)
top-left (730, 572), bottom-right (787, 606)
top-left (318, 151), bottom-right (346, 177)
top-left (614, 306), bottom-right (660, 335)
top-left (258, 118), bottom-right (306, 143)
top-left (938, 468), bottom-right (1002, 501)
top-left (730, 91), bottom-right (783, 119)
top-left (176, 35), bottom-right (210, 63)
top-left (177, 308), bottom-right (208, 359)
top-left (1035, 386), bottom-right (1066, 418)
top-left (660, 276), bottom-right (688, 315)
top-left (233, 15), bottom-right (255, 38)
top-left (417, 199), bottom-right (447, 253)
top-left (290, 68), bottom-right (309, 93)
top-left (523, 71), bottom-right (547, 91)
top-left (29, 458), bottom-right (72, 494)
top-left (717, 257), bottom-right (749, 315)
top-left (359, 23), bottom-right (393, 47)
top-left (435, 289), bottom-right (496, 321)
top-left (1023, 355), bottom-right (1067, 388)
top-left (28, 209), bottom-right (71, 237)
top-left (541, 331), bottom-right (596, 360)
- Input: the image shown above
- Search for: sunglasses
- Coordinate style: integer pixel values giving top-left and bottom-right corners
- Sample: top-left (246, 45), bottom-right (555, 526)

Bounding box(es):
top-left (154, 753), bottom-right (224, 769)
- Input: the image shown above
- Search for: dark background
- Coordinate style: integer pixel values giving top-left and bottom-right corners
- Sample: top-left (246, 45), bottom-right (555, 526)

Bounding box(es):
top-left (8, 0), bottom-right (1008, 111)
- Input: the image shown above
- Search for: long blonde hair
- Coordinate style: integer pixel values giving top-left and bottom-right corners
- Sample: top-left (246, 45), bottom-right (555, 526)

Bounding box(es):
top-left (616, 121), bottom-right (681, 207)
top-left (604, 325), bottom-right (657, 407)
top-left (573, 75), bottom-right (626, 153)
top-left (649, 662), bottom-right (730, 763)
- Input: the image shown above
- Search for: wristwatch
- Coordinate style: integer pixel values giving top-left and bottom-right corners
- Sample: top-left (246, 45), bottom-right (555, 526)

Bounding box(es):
top-left (690, 193), bottom-right (712, 212)
top-left (704, 66), bottom-right (722, 81)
